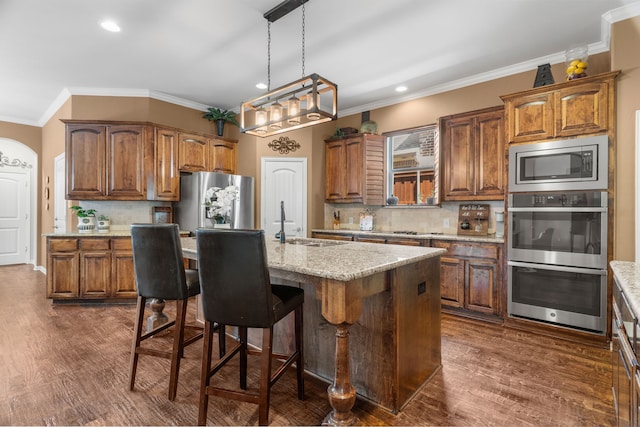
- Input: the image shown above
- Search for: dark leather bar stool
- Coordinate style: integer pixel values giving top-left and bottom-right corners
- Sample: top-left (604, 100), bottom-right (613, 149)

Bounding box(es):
top-left (129, 223), bottom-right (224, 401)
top-left (196, 228), bottom-right (304, 426)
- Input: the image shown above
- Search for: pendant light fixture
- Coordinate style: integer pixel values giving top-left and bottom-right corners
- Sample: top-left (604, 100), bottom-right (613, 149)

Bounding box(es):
top-left (240, 0), bottom-right (337, 137)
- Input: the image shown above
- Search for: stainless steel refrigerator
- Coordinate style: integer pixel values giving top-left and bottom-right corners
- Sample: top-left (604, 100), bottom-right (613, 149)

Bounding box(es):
top-left (174, 172), bottom-right (255, 233)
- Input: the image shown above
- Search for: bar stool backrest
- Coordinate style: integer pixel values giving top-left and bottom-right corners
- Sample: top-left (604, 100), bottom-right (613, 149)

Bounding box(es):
top-left (131, 223), bottom-right (188, 300)
top-left (196, 228), bottom-right (275, 328)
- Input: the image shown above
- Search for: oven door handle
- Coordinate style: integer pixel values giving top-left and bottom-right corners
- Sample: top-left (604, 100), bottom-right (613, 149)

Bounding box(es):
top-left (508, 260), bottom-right (607, 275)
top-left (507, 207), bottom-right (607, 213)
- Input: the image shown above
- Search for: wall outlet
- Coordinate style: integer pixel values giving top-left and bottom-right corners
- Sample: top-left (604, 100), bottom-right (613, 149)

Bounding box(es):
top-left (443, 218), bottom-right (450, 228)
top-left (348, 217), bottom-right (354, 224)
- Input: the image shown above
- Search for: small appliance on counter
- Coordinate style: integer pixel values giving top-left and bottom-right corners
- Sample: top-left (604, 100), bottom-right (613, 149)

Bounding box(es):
top-left (457, 204), bottom-right (489, 236)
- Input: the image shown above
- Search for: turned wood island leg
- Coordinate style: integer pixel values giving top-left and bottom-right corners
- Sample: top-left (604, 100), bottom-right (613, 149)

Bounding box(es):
top-left (323, 323), bottom-right (357, 426)
top-left (320, 277), bottom-right (371, 426)
top-left (146, 298), bottom-right (169, 332)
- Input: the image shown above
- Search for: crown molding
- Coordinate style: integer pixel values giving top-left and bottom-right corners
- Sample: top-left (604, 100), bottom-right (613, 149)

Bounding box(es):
top-left (37, 87), bottom-right (212, 127)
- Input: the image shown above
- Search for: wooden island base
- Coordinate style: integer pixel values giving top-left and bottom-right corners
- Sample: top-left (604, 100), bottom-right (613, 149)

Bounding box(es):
top-left (270, 256), bottom-right (442, 417)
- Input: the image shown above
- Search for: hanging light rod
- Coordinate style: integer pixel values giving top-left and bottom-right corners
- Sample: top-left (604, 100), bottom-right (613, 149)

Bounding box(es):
top-left (264, 0), bottom-right (310, 23)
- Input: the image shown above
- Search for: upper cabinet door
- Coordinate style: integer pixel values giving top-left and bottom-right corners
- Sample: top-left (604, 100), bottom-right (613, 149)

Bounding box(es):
top-left (504, 92), bottom-right (554, 143)
top-left (325, 139), bottom-right (347, 201)
top-left (442, 115), bottom-right (475, 198)
top-left (154, 127), bottom-right (180, 201)
top-left (106, 125), bottom-right (147, 200)
top-left (66, 124), bottom-right (107, 200)
top-left (475, 110), bottom-right (505, 197)
top-left (178, 133), bottom-right (209, 172)
top-left (209, 138), bottom-right (237, 174)
top-left (554, 81), bottom-right (609, 138)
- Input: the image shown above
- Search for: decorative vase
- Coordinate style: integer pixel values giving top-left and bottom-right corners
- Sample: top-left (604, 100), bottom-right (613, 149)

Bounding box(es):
top-left (216, 119), bottom-right (225, 137)
top-left (565, 44), bottom-right (588, 81)
top-left (77, 217), bottom-right (96, 233)
top-left (386, 194), bottom-right (399, 205)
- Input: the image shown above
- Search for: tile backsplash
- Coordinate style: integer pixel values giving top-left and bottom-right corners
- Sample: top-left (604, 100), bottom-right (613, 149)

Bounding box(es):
top-left (324, 201), bottom-right (505, 235)
top-left (77, 201), bottom-right (171, 231)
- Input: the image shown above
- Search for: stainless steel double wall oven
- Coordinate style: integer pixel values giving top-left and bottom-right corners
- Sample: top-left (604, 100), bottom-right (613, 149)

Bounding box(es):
top-left (507, 135), bottom-right (609, 334)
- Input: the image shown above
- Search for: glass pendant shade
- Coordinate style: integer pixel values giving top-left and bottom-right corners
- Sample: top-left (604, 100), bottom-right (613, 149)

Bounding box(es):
top-left (255, 108), bottom-right (268, 126)
top-left (287, 95), bottom-right (301, 125)
top-left (269, 102), bottom-right (283, 129)
top-left (306, 91), bottom-right (321, 120)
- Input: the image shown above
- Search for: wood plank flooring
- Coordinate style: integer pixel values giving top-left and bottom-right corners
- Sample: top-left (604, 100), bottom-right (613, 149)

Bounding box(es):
top-left (0, 264), bottom-right (615, 426)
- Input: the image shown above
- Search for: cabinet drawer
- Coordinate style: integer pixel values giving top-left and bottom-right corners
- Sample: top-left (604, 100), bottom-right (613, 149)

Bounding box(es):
top-left (49, 239), bottom-right (78, 252)
top-left (432, 241), bottom-right (498, 259)
top-left (80, 239), bottom-right (111, 251)
top-left (112, 238), bottom-right (132, 251)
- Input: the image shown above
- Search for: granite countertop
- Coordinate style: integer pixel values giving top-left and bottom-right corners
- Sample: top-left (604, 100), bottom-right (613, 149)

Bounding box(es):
top-left (312, 229), bottom-right (505, 244)
top-left (611, 261), bottom-right (640, 316)
top-left (181, 236), bottom-right (446, 282)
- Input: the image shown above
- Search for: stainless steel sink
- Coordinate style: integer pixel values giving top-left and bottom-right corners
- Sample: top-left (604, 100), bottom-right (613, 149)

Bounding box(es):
top-left (285, 238), bottom-right (347, 247)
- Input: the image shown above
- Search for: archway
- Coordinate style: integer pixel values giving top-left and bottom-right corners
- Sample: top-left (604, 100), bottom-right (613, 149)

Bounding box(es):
top-left (0, 139), bottom-right (37, 266)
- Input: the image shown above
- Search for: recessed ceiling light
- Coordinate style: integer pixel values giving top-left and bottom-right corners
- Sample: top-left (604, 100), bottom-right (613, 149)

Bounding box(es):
top-left (256, 82), bottom-right (268, 90)
top-left (395, 85), bottom-right (408, 92)
top-left (100, 20), bottom-right (121, 32)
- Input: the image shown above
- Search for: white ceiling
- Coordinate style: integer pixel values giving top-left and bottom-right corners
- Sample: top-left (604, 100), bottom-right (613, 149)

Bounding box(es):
top-left (1, 0), bottom-right (639, 127)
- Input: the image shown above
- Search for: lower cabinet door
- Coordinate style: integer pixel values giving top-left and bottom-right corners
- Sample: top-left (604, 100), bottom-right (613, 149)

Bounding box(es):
top-left (80, 252), bottom-right (111, 297)
top-left (465, 259), bottom-right (497, 315)
top-left (440, 256), bottom-right (464, 308)
top-left (48, 252), bottom-right (80, 298)
top-left (112, 250), bottom-right (137, 298)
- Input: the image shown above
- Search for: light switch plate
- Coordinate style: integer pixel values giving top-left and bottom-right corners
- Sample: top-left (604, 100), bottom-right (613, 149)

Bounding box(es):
top-left (348, 217), bottom-right (354, 224)
top-left (443, 218), bottom-right (450, 228)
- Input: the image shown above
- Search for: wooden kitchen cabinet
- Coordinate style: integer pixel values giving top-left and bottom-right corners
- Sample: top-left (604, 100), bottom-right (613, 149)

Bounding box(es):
top-left (178, 132), bottom-right (238, 174)
top-left (501, 71), bottom-right (619, 144)
top-left (46, 236), bottom-right (137, 301)
top-left (111, 238), bottom-right (137, 298)
top-left (64, 121), bottom-right (151, 201)
top-left (80, 238), bottom-right (111, 298)
top-left (440, 106), bottom-right (505, 201)
top-left (153, 127), bottom-right (180, 201)
top-left (209, 138), bottom-right (237, 173)
top-left (325, 133), bottom-right (385, 205)
top-left (47, 238), bottom-right (80, 299)
top-left (432, 240), bottom-right (501, 319)
top-left (178, 132), bottom-right (209, 172)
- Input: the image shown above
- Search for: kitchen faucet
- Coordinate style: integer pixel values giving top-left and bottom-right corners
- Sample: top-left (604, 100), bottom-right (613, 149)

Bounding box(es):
top-left (275, 200), bottom-right (286, 243)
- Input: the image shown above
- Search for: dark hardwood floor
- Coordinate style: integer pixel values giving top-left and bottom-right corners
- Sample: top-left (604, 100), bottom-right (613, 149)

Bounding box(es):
top-left (1, 264), bottom-right (615, 426)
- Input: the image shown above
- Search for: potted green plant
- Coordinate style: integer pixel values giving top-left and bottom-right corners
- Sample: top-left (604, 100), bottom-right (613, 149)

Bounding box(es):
top-left (203, 107), bottom-right (240, 137)
top-left (69, 206), bottom-right (96, 233)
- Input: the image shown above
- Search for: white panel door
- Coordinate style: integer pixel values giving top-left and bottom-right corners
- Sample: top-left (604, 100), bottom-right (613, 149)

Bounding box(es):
top-left (0, 170), bottom-right (28, 265)
top-left (54, 153), bottom-right (67, 233)
top-left (261, 158), bottom-right (307, 239)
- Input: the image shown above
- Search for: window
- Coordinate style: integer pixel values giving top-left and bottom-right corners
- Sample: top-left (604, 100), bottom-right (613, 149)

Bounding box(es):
top-left (385, 124), bottom-right (439, 206)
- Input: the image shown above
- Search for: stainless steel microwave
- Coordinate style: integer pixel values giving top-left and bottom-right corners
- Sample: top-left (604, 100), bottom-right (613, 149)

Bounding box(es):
top-left (508, 135), bottom-right (608, 192)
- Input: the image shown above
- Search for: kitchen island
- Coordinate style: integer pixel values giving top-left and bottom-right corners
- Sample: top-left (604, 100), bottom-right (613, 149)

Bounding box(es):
top-left (181, 236), bottom-right (445, 425)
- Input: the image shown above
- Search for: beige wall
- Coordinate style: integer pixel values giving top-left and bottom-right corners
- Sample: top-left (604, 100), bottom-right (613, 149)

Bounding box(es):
top-left (611, 16), bottom-right (640, 261)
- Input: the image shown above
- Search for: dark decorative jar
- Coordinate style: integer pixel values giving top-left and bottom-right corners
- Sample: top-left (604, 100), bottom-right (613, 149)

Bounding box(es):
top-left (386, 194), bottom-right (399, 205)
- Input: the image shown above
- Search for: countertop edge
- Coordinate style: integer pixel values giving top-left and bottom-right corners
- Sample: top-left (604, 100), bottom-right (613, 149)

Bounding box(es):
top-left (312, 229), bottom-right (505, 244)
top-left (611, 260), bottom-right (640, 316)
